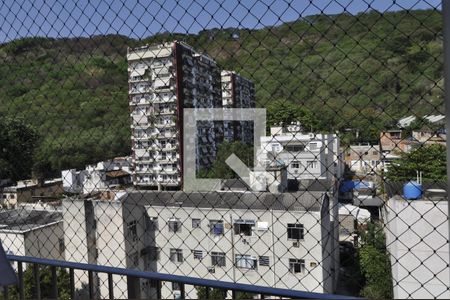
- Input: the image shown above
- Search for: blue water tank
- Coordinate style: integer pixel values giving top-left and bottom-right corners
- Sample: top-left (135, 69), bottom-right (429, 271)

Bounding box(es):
top-left (403, 181), bottom-right (423, 200)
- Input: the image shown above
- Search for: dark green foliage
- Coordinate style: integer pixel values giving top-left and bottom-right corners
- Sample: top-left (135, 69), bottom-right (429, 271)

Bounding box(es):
top-left (0, 9), bottom-right (444, 177)
top-left (198, 141), bottom-right (253, 179)
top-left (0, 117), bottom-right (38, 180)
top-left (195, 286), bottom-right (227, 299)
top-left (266, 100), bottom-right (317, 132)
top-left (358, 222), bottom-right (393, 299)
top-left (386, 144), bottom-right (446, 182)
top-left (8, 266), bottom-right (70, 300)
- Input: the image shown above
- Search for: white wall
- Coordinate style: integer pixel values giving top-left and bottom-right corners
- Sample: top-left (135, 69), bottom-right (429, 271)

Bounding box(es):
top-left (385, 197), bottom-right (450, 299)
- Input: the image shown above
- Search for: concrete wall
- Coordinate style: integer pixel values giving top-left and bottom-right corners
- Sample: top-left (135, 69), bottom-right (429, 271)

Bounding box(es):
top-left (384, 197), bottom-right (450, 299)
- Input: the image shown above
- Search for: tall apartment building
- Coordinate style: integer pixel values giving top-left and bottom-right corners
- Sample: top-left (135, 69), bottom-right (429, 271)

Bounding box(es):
top-left (63, 190), bottom-right (336, 299)
top-left (221, 70), bottom-right (255, 144)
top-left (127, 42), bottom-right (222, 189)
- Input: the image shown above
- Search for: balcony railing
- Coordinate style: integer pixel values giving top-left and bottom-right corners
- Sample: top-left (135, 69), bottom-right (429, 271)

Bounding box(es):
top-left (5, 255), bottom-right (359, 300)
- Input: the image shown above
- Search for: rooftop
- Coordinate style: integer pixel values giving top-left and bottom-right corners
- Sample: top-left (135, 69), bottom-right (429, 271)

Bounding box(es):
top-left (105, 190), bottom-right (329, 212)
top-left (0, 208), bottom-right (62, 232)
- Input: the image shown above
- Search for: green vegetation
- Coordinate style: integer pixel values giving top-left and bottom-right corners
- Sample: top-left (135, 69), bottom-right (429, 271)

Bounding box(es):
top-left (0, 9), bottom-right (443, 179)
top-left (386, 144), bottom-right (447, 182)
top-left (198, 141), bottom-right (253, 178)
top-left (0, 117), bottom-right (38, 180)
top-left (358, 222), bottom-right (393, 299)
top-left (8, 266), bottom-right (70, 300)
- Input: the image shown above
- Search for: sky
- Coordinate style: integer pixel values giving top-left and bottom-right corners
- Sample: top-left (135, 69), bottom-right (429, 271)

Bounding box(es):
top-left (0, 0), bottom-right (442, 43)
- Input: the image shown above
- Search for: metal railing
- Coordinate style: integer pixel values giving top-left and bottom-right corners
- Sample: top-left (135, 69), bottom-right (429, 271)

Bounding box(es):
top-left (5, 255), bottom-right (357, 300)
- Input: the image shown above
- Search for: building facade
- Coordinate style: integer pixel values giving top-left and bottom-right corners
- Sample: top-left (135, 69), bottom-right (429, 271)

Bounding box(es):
top-left (221, 70), bottom-right (255, 145)
top-left (344, 144), bottom-right (382, 176)
top-left (128, 42), bottom-right (222, 189)
top-left (383, 192), bottom-right (450, 299)
top-left (62, 156), bottom-right (132, 195)
top-left (258, 124), bottom-right (342, 182)
top-left (63, 190), bottom-right (337, 299)
top-left (1, 179), bottom-right (63, 209)
top-left (0, 208), bottom-right (64, 270)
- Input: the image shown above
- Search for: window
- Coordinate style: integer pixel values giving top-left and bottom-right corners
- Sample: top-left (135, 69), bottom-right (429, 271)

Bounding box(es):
top-left (287, 223), bottom-right (304, 240)
top-left (309, 143), bottom-right (318, 150)
top-left (289, 259), bottom-right (305, 273)
top-left (127, 220), bottom-right (138, 241)
top-left (169, 249), bottom-right (183, 263)
top-left (192, 250), bottom-right (203, 260)
top-left (211, 252), bottom-right (226, 267)
top-left (291, 162), bottom-right (300, 169)
top-left (168, 218), bottom-right (182, 233)
top-left (146, 216), bottom-right (158, 231)
top-left (259, 256), bottom-right (270, 266)
top-left (235, 255), bottom-right (257, 269)
top-left (145, 246), bottom-right (160, 261)
top-left (306, 160), bottom-right (317, 169)
top-left (192, 218), bottom-right (201, 228)
top-left (58, 238), bottom-right (65, 254)
top-left (234, 220), bottom-right (255, 236)
top-left (209, 220), bottom-right (224, 235)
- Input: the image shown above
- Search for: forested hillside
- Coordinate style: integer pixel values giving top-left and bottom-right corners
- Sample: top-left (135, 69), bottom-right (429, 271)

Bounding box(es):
top-left (0, 9), bottom-right (443, 178)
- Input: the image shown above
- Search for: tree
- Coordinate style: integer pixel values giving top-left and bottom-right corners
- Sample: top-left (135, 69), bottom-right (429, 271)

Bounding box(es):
top-left (358, 222), bottom-right (393, 299)
top-left (386, 144), bottom-right (446, 182)
top-left (198, 141), bottom-right (254, 179)
top-left (8, 266), bottom-right (70, 300)
top-left (0, 117), bottom-right (39, 181)
top-left (195, 286), bottom-right (227, 299)
top-left (266, 100), bottom-right (317, 132)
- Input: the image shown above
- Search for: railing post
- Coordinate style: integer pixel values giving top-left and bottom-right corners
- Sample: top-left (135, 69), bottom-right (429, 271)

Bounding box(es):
top-left (33, 264), bottom-right (41, 300)
top-left (108, 273), bottom-right (114, 300)
top-left (156, 280), bottom-right (162, 299)
top-left (127, 276), bottom-right (141, 299)
top-left (180, 283), bottom-right (185, 299)
top-left (69, 268), bottom-right (75, 300)
top-left (50, 266), bottom-right (58, 299)
top-left (18, 262), bottom-right (25, 300)
top-left (88, 270), bottom-right (94, 299)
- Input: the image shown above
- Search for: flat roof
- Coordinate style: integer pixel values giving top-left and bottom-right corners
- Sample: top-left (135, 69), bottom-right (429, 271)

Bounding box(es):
top-left (117, 190), bottom-right (327, 212)
top-left (0, 209), bottom-right (62, 232)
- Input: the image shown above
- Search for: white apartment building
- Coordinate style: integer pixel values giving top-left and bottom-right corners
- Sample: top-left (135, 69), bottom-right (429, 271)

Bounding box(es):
top-left (0, 208), bottom-right (64, 270)
top-left (258, 124), bottom-right (343, 182)
top-left (383, 190), bottom-right (450, 299)
top-left (61, 156), bottom-right (132, 195)
top-left (127, 42), bottom-right (222, 189)
top-left (63, 190), bottom-right (337, 299)
top-left (221, 70), bottom-right (255, 144)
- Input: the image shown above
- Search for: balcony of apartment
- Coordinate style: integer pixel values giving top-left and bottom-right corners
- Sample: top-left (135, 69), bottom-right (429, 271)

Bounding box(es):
top-left (157, 108), bottom-right (176, 115)
top-left (154, 121), bottom-right (176, 128)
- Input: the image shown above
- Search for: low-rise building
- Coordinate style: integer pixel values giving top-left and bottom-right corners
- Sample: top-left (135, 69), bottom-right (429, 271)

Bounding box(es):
top-left (412, 129), bottom-right (446, 146)
top-left (344, 144), bottom-right (382, 175)
top-left (258, 124), bottom-right (343, 183)
top-left (0, 208), bottom-right (64, 270)
top-left (383, 186), bottom-right (450, 299)
top-left (1, 179), bottom-right (63, 209)
top-left (63, 189), bottom-right (338, 299)
top-left (62, 156), bottom-right (132, 195)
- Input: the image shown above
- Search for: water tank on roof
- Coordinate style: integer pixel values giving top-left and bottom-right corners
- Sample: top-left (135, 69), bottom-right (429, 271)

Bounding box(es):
top-left (403, 181), bottom-right (423, 200)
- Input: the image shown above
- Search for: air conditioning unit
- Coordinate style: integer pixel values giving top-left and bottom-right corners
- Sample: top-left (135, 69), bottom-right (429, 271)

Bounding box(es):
top-left (208, 267), bottom-right (215, 273)
top-left (293, 241), bottom-right (300, 248)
